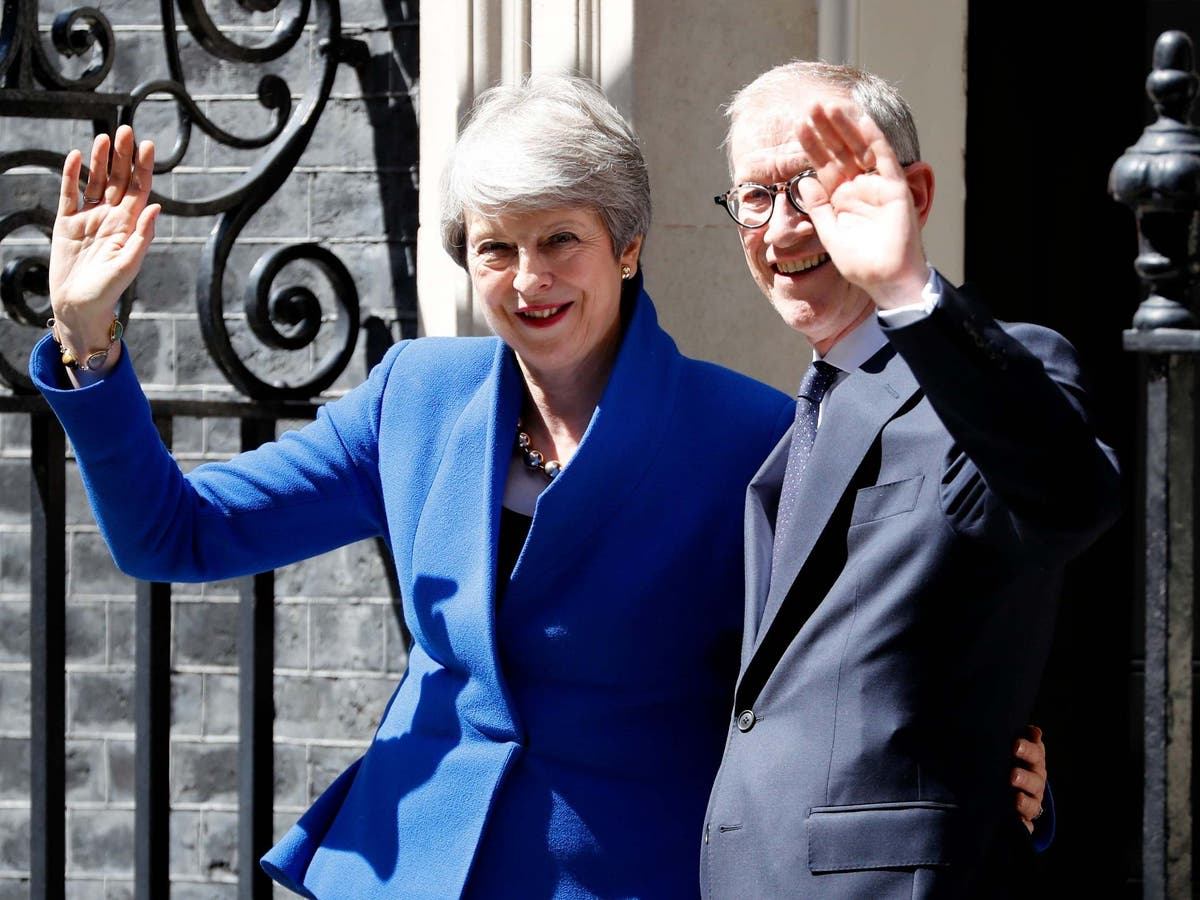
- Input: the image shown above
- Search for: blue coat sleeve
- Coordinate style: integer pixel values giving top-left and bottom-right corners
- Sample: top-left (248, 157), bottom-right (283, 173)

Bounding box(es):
top-left (31, 334), bottom-right (401, 583)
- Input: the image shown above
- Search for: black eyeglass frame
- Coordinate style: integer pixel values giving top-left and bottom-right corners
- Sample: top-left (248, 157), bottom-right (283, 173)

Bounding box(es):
top-left (713, 161), bottom-right (917, 228)
top-left (713, 168), bottom-right (818, 229)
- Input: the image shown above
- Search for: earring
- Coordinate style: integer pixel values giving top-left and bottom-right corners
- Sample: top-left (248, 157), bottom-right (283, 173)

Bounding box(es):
top-left (621, 264), bottom-right (633, 280)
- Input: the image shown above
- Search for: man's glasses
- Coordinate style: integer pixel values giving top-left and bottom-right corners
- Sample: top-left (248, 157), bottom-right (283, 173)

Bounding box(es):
top-left (713, 168), bottom-right (817, 229)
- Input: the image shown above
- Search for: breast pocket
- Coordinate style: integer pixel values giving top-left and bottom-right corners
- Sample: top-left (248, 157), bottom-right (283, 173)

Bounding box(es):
top-left (850, 474), bottom-right (925, 527)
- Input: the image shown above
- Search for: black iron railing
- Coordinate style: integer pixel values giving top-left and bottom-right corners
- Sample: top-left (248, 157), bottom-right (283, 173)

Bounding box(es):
top-left (16, 396), bottom-right (325, 899)
top-left (0, 0), bottom-right (372, 400)
top-left (0, 0), bottom-right (414, 896)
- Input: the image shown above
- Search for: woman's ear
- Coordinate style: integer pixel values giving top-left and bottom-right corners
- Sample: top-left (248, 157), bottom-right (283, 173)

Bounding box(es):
top-left (619, 235), bottom-right (644, 273)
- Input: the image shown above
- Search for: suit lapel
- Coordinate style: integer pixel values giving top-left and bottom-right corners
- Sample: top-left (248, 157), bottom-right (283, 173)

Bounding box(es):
top-left (750, 344), bottom-right (919, 657)
top-left (743, 429), bottom-right (791, 658)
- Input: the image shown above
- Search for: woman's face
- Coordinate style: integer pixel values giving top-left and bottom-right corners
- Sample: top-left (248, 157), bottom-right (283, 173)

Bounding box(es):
top-left (465, 206), bottom-right (642, 383)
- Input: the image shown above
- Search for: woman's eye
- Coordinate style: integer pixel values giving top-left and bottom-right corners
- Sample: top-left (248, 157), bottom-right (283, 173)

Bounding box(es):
top-left (477, 242), bottom-right (509, 255)
top-left (548, 232), bottom-right (578, 245)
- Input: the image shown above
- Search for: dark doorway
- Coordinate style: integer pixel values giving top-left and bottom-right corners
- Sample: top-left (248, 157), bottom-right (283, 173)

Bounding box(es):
top-left (964, 1), bottom-right (1190, 893)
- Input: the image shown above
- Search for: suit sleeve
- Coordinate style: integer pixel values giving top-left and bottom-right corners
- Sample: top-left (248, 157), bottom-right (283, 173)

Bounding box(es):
top-left (30, 333), bottom-right (403, 583)
top-left (878, 280), bottom-right (1121, 561)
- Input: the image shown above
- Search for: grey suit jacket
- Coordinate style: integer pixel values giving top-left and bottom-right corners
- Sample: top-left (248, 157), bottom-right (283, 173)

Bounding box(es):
top-left (700, 282), bottom-right (1120, 898)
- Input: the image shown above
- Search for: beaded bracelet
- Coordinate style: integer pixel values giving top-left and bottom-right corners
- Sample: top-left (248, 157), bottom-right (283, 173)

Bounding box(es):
top-left (46, 317), bottom-right (124, 371)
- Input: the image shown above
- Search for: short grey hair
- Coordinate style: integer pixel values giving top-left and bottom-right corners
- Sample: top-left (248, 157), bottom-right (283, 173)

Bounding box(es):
top-left (440, 73), bottom-right (651, 268)
top-left (723, 61), bottom-right (921, 176)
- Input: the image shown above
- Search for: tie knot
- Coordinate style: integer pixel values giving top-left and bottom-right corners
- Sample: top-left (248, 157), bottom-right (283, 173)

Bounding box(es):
top-left (798, 360), bottom-right (840, 402)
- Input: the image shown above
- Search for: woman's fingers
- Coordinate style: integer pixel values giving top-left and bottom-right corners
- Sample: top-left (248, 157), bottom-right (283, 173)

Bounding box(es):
top-left (1010, 760), bottom-right (1045, 798)
top-left (57, 150), bottom-right (83, 218)
top-left (104, 125), bottom-right (136, 204)
top-left (123, 203), bottom-right (162, 268)
top-left (82, 132), bottom-right (110, 206)
top-left (58, 128), bottom-right (156, 225)
top-left (50, 128), bottom-right (159, 318)
top-left (106, 125), bottom-right (139, 202)
top-left (1013, 787), bottom-right (1041, 833)
top-left (69, 126), bottom-right (143, 212)
top-left (1014, 724), bottom-right (1047, 776)
top-left (120, 139), bottom-right (156, 216)
top-left (1011, 724), bottom-right (1047, 834)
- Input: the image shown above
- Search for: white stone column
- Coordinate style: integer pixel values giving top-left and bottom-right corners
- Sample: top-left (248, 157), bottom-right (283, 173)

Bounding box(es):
top-left (417, 0), bottom-right (474, 337)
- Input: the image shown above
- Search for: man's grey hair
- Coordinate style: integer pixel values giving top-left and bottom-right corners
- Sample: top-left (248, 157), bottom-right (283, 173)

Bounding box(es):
top-left (723, 61), bottom-right (921, 176)
top-left (440, 73), bottom-right (651, 268)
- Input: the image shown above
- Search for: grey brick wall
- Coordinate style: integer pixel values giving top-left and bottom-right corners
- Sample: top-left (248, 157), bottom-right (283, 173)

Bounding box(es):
top-left (0, 0), bottom-right (418, 895)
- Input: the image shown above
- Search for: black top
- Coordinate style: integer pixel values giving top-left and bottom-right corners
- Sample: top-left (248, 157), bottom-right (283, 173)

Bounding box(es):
top-left (497, 506), bottom-right (533, 605)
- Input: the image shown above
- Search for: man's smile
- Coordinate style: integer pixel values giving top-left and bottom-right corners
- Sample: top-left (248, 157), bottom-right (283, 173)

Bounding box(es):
top-left (774, 253), bottom-right (830, 275)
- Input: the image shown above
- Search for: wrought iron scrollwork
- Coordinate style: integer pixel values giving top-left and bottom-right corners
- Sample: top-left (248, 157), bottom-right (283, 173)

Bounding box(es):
top-left (0, 1), bottom-right (116, 90)
top-left (0, 154), bottom-right (59, 377)
top-left (128, 76), bottom-right (291, 177)
top-left (0, 0), bottom-right (369, 401)
top-left (175, 0), bottom-right (311, 63)
top-left (218, 239), bottom-right (360, 398)
top-left (45, 6), bottom-right (114, 90)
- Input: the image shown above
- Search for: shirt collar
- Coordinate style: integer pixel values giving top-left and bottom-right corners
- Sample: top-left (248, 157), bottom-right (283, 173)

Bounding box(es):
top-left (813, 313), bottom-right (888, 374)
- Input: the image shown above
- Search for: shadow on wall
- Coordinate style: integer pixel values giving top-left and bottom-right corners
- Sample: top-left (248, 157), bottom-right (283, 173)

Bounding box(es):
top-left (345, 0), bottom-right (420, 646)
top-left (354, 0), bottom-right (421, 371)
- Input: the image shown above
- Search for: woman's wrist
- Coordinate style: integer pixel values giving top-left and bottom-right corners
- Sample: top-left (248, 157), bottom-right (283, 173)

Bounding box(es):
top-left (47, 315), bottom-right (124, 385)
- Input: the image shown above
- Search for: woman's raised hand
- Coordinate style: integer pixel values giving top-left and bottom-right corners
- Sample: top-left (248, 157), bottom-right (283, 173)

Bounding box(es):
top-left (49, 125), bottom-right (159, 379)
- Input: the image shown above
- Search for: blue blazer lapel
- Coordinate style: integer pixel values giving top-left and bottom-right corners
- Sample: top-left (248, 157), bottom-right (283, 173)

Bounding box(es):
top-left (413, 341), bottom-right (523, 739)
top-left (750, 345), bottom-right (919, 658)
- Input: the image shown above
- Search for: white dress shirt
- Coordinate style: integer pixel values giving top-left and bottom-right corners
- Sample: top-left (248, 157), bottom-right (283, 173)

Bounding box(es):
top-left (812, 266), bottom-right (944, 422)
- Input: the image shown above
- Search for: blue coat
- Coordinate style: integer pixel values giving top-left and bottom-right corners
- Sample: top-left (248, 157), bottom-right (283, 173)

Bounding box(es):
top-left (32, 287), bottom-right (793, 899)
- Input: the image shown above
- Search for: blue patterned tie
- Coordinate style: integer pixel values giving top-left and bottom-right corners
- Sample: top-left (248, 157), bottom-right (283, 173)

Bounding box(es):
top-left (772, 360), bottom-right (840, 570)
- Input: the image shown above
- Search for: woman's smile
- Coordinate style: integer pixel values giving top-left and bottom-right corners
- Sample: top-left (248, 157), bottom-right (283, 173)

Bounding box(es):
top-left (517, 302), bottom-right (574, 325)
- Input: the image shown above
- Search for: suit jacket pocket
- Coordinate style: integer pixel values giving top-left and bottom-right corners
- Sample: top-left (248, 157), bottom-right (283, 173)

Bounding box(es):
top-left (850, 474), bottom-right (925, 527)
top-left (807, 801), bottom-right (959, 872)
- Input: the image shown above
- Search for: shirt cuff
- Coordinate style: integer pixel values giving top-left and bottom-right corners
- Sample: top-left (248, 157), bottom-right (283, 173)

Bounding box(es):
top-left (876, 265), bottom-right (942, 327)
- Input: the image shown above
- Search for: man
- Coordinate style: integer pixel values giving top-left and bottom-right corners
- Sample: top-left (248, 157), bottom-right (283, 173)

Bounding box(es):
top-left (701, 62), bottom-right (1120, 897)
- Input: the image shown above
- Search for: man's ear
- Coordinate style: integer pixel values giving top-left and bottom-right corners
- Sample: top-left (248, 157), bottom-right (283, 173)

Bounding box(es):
top-left (904, 161), bottom-right (935, 228)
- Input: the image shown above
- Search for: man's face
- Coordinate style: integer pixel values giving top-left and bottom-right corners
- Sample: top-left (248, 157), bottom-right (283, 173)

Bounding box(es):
top-left (728, 84), bottom-right (875, 354)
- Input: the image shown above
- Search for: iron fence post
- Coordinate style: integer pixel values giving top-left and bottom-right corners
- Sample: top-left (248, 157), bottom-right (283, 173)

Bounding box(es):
top-left (238, 418), bottom-right (277, 900)
top-left (29, 412), bottom-right (65, 900)
top-left (134, 417), bottom-right (173, 900)
top-left (1110, 28), bottom-right (1200, 898)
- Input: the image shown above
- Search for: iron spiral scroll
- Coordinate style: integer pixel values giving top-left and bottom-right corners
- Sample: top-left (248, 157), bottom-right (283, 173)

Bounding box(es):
top-left (0, 0), bottom-right (368, 400)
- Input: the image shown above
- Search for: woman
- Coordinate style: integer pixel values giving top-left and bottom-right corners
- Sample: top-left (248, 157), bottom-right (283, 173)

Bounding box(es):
top-left (36, 74), bottom-right (1046, 897)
